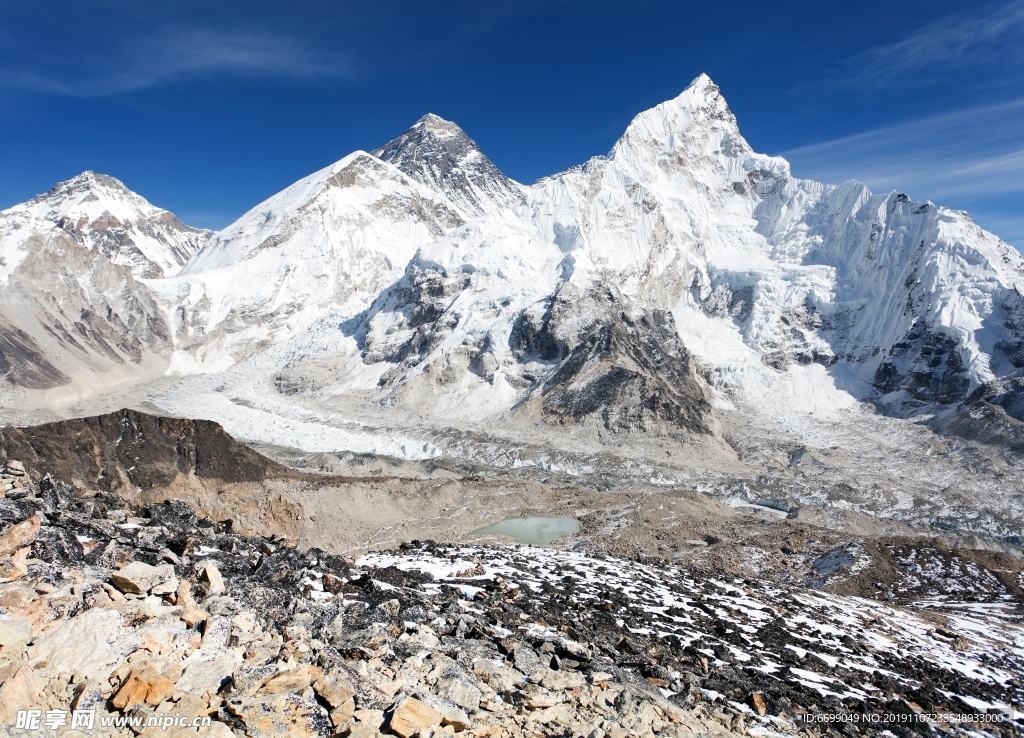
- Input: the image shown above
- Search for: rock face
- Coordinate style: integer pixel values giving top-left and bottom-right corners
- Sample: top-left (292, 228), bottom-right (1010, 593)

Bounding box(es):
top-left (0, 457), bottom-right (1017, 737)
top-left (0, 408), bottom-right (287, 493)
top-left (0, 215), bottom-right (175, 390)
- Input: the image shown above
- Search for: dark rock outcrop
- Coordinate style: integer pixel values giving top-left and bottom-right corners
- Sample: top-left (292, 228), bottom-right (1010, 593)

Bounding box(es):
top-left (0, 409), bottom-right (288, 492)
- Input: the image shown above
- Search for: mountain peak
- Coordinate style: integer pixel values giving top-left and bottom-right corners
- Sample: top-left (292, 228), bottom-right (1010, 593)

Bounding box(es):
top-left (608, 72), bottom-right (742, 170)
top-left (372, 115), bottom-right (525, 218)
top-left (5, 171), bottom-right (209, 279)
top-left (413, 112), bottom-right (455, 127)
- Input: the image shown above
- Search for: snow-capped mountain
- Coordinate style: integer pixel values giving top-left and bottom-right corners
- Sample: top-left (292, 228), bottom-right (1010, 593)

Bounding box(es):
top-left (167, 151), bottom-right (468, 362)
top-left (4, 74), bottom-right (1024, 460)
top-left (350, 74), bottom-right (1024, 435)
top-left (161, 114), bottom-right (528, 362)
top-left (5, 171), bottom-right (209, 279)
top-left (0, 172), bottom-right (210, 397)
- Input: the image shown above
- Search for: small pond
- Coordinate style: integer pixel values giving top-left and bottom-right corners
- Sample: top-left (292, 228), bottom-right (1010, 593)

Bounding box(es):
top-left (471, 516), bottom-right (580, 544)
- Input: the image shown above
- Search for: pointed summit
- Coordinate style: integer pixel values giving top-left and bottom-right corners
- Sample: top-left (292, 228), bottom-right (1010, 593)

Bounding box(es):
top-left (608, 73), bottom-right (748, 174)
top-left (7, 171), bottom-right (209, 278)
top-left (372, 114), bottom-right (525, 218)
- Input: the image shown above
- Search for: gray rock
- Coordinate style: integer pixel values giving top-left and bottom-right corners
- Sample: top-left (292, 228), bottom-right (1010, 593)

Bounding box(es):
top-left (109, 561), bottom-right (175, 595)
top-left (473, 658), bottom-right (524, 693)
top-left (513, 645), bottom-right (544, 674)
top-left (230, 664), bottom-right (281, 697)
top-left (435, 673), bottom-right (481, 711)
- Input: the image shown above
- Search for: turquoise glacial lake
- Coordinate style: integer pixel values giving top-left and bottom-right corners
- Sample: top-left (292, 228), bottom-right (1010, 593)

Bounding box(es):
top-left (472, 516), bottom-right (580, 544)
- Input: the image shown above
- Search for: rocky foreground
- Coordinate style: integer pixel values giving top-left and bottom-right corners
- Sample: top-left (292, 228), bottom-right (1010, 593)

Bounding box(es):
top-left (0, 460), bottom-right (1020, 738)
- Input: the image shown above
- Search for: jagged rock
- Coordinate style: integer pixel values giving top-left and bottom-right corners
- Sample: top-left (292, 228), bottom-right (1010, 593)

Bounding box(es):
top-left (228, 664), bottom-right (279, 697)
top-left (0, 586), bottom-right (37, 608)
top-left (407, 691), bottom-right (470, 731)
top-left (109, 561), bottom-right (175, 594)
top-left (0, 514), bottom-right (41, 556)
top-left (388, 696), bottom-right (443, 738)
top-left (313, 669), bottom-right (356, 708)
top-left (257, 664), bottom-right (322, 695)
top-left (0, 460), bottom-right (1009, 738)
top-left (0, 664), bottom-right (43, 723)
top-left (473, 659), bottom-right (524, 692)
top-left (28, 608), bottom-right (128, 681)
top-left (200, 562), bottom-right (226, 597)
top-left (536, 667), bottom-right (586, 691)
top-left (177, 623), bottom-right (243, 697)
top-left (347, 727), bottom-right (383, 738)
top-left (435, 672), bottom-right (482, 711)
top-left (512, 645), bottom-right (544, 674)
top-left (200, 722), bottom-right (235, 738)
top-left (110, 665), bottom-right (176, 710)
top-left (374, 598), bottom-right (400, 618)
top-left (226, 691), bottom-right (331, 738)
top-left (0, 547), bottom-right (29, 581)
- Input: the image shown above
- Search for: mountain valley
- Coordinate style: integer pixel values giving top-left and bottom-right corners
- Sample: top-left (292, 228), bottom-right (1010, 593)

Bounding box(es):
top-left (1, 74), bottom-right (1023, 734)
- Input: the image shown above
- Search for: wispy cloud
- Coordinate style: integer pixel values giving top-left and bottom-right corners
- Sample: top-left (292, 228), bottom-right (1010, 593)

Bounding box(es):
top-left (781, 98), bottom-right (1024, 196)
top-left (780, 98), bottom-right (1024, 246)
top-left (0, 26), bottom-right (354, 97)
top-left (843, 0), bottom-right (1024, 85)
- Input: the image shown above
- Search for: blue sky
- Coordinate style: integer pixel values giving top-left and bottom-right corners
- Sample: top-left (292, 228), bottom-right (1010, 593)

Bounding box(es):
top-left (1, 1), bottom-right (1021, 246)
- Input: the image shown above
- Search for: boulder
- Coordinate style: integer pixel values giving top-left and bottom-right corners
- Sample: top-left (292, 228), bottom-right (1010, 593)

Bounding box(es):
top-left (313, 669), bottom-right (357, 708)
top-left (177, 645), bottom-right (242, 697)
top-left (0, 551), bottom-right (29, 582)
top-left (347, 727), bottom-right (383, 738)
top-left (110, 666), bottom-right (177, 710)
top-left (109, 561), bottom-right (175, 595)
top-left (226, 692), bottom-right (331, 738)
top-left (408, 691), bottom-right (470, 731)
top-left (473, 659), bottom-right (525, 692)
top-left (0, 664), bottom-right (42, 723)
top-left (199, 722), bottom-right (235, 738)
top-left (200, 563), bottom-right (225, 596)
top-left (436, 673), bottom-right (482, 711)
top-left (258, 664), bottom-right (322, 695)
top-left (28, 608), bottom-right (128, 682)
top-left (375, 598), bottom-right (400, 618)
top-left (230, 664), bottom-right (281, 697)
top-left (176, 579), bottom-right (199, 611)
top-left (0, 617), bottom-right (32, 649)
top-left (0, 515), bottom-right (42, 557)
top-left (537, 668), bottom-right (586, 691)
top-left (0, 587), bottom-right (37, 609)
top-left (177, 617), bottom-right (242, 696)
top-left (388, 696), bottom-right (443, 738)
top-left (512, 645), bottom-right (544, 674)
